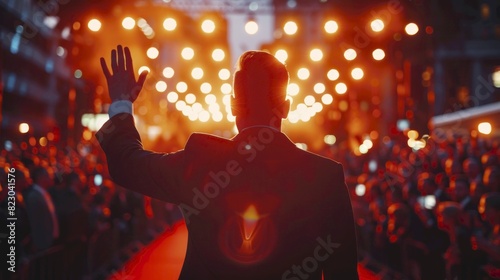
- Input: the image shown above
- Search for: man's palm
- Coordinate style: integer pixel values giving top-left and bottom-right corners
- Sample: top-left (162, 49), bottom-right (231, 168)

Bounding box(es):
top-left (100, 45), bottom-right (148, 102)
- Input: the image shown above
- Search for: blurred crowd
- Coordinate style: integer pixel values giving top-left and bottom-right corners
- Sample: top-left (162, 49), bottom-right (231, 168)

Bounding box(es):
top-left (0, 139), bottom-right (182, 279)
top-left (1, 132), bottom-right (500, 280)
top-left (325, 134), bottom-right (500, 280)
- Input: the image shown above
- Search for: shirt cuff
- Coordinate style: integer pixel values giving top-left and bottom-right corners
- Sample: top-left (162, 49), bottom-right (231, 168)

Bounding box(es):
top-left (108, 100), bottom-right (133, 118)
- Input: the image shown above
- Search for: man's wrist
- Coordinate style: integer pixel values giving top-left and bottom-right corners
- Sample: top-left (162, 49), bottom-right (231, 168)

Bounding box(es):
top-left (108, 100), bottom-right (133, 118)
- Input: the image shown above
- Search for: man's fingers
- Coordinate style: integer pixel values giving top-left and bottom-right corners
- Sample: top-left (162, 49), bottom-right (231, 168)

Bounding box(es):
top-left (117, 45), bottom-right (124, 71)
top-left (111, 49), bottom-right (118, 73)
top-left (124, 47), bottom-right (133, 72)
top-left (137, 71), bottom-right (148, 87)
top-left (100, 57), bottom-right (111, 79)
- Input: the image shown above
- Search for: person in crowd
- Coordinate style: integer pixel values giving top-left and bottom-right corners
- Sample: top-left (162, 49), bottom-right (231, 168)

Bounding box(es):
top-left (463, 157), bottom-right (482, 185)
top-left (24, 166), bottom-right (60, 251)
top-left (484, 166), bottom-right (500, 193)
top-left (475, 192), bottom-right (500, 277)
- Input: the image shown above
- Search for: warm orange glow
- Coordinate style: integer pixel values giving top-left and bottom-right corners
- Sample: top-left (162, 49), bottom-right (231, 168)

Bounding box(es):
top-left (163, 67), bottom-right (175, 78)
top-left (327, 69), bottom-right (340, 81)
top-left (147, 47), bottom-right (159, 59)
top-left (351, 68), bottom-right (364, 80)
top-left (297, 68), bottom-right (310, 80)
top-left (287, 83), bottom-right (299, 96)
top-left (212, 49), bottom-right (225, 61)
top-left (335, 82), bottom-right (347, 94)
top-left (309, 48), bottom-right (323, 62)
top-left (242, 204), bottom-right (260, 240)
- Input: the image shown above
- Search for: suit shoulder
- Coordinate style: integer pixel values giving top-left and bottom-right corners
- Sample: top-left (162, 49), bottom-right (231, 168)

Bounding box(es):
top-left (298, 148), bottom-right (343, 170)
top-left (185, 133), bottom-right (232, 153)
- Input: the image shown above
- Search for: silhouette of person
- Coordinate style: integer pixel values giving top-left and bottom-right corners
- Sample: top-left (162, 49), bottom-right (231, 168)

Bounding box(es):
top-left (97, 45), bottom-right (358, 279)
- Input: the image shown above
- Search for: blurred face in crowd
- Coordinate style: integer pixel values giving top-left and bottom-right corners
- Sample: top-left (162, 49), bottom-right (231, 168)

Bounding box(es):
top-left (450, 179), bottom-right (469, 202)
top-left (484, 167), bottom-right (500, 191)
top-left (479, 196), bottom-right (499, 225)
top-left (463, 159), bottom-right (480, 179)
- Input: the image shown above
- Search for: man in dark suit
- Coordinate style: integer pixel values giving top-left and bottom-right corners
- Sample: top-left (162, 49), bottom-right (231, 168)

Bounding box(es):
top-left (97, 45), bottom-right (358, 279)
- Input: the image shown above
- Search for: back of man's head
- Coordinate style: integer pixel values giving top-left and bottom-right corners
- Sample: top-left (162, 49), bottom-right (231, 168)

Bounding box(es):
top-left (233, 51), bottom-right (289, 110)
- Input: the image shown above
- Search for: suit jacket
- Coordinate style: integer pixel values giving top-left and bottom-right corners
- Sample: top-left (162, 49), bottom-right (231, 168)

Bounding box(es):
top-left (24, 185), bottom-right (57, 251)
top-left (97, 113), bottom-right (358, 280)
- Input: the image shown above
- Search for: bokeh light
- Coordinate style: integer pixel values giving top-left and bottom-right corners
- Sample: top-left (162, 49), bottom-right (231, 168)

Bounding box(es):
top-left (321, 94), bottom-right (333, 105)
top-left (405, 23), bottom-right (419, 35)
top-left (191, 67), bottom-right (204, 80)
top-left (284, 21), bottom-right (298, 35)
top-left (147, 47), bottom-right (159, 59)
top-left (201, 19), bottom-right (216, 33)
top-left (351, 68), bottom-right (364, 80)
top-left (370, 19), bottom-right (384, 32)
top-left (155, 81), bottom-right (167, 92)
top-left (314, 83), bottom-right (326, 94)
top-left (167, 91), bottom-right (178, 103)
top-left (163, 18), bottom-right (177, 31)
top-left (335, 83), bottom-right (347, 94)
top-left (163, 67), bottom-right (174, 78)
top-left (218, 69), bottom-right (231, 80)
top-left (344, 49), bottom-right (357, 61)
top-left (324, 20), bottom-right (338, 34)
top-left (212, 49), bottom-right (225, 61)
top-left (287, 83), bottom-right (300, 96)
top-left (310, 48), bottom-right (323, 62)
top-left (176, 81), bottom-right (188, 93)
top-left (275, 49), bottom-right (288, 63)
top-left (327, 69), bottom-right (340, 81)
top-left (372, 49), bottom-right (385, 60)
top-left (88, 19), bottom-right (101, 32)
top-left (478, 122), bottom-right (492, 134)
top-left (245, 20), bottom-right (259, 35)
top-left (181, 47), bottom-right (194, 60)
top-left (122, 17), bottom-right (135, 30)
top-left (297, 68), bottom-right (310, 80)
top-left (19, 123), bottom-right (29, 133)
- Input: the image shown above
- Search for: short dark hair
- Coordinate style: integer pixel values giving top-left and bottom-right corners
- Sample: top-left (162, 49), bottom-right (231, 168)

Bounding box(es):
top-left (235, 51), bottom-right (289, 104)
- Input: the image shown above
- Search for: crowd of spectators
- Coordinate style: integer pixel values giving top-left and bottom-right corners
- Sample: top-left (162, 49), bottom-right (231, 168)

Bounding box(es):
top-left (324, 133), bottom-right (500, 280)
top-left (0, 139), bottom-right (182, 279)
top-left (1, 131), bottom-right (500, 280)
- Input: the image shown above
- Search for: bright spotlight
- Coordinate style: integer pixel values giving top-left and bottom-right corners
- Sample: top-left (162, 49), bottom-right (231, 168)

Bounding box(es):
top-left (324, 20), bottom-right (338, 34)
top-left (314, 83), bottom-right (326, 94)
top-left (351, 68), bottom-right (364, 80)
top-left (205, 94), bottom-right (216, 104)
top-left (88, 19), bottom-right (101, 32)
top-left (275, 49), bottom-right (288, 63)
top-left (176, 81), bottom-right (188, 93)
top-left (19, 123), bottom-right (29, 133)
top-left (146, 47), bottom-right (159, 59)
top-left (181, 47), bottom-right (194, 60)
top-left (405, 23), bottom-right (419, 35)
top-left (122, 17), bottom-right (135, 30)
top-left (185, 93), bottom-right (196, 104)
top-left (155, 81), bottom-right (167, 92)
top-left (478, 122), bottom-right (492, 135)
top-left (212, 49), bottom-right (225, 61)
top-left (163, 67), bottom-right (175, 78)
top-left (297, 68), bottom-right (310, 80)
top-left (283, 21), bottom-right (298, 35)
top-left (493, 68), bottom-right (500, 88)
top-left (335, 83), bottom-right (347, 94)
top-left (201, 19), bottom-right (216, 33)
top-left (344, 49), bottom-right (357, 60)
top-left (200, 82), bottom-right (212, 94)
top-left (372, 49), bottom-right (385, 60)
top-left (304, 95), bottom-right (315, 106)
top-left (218, 69), bottom-right (231, 80)
top-left (245, 20), bottom-right (258, 35)
top-left (321, 94), bottom-right (333, 105)
top-left (163, 18), bottom-right (177, 31)
top-left (327, 69), bottom-right (340, 81)
top-left (287, 83), bottom-right (300, 96)
top-left (370, 19), bottom-right (384, 32)
top-left (310, 48), bottom-right (323, 62)
top-left (191, 67), bottom-right (204, 80)
top-left (167, 91), bottom-right (178, 103)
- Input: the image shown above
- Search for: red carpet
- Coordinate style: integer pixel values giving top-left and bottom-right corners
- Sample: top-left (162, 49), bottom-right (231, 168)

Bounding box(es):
top-left (110, 221), bottom-right (379, 280)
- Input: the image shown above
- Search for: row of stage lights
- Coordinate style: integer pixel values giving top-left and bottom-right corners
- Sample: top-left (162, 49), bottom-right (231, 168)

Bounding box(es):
top-left (83, 14), bottom-right (422, 124)
top-left (86, 16), bottom-right (420, 37)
